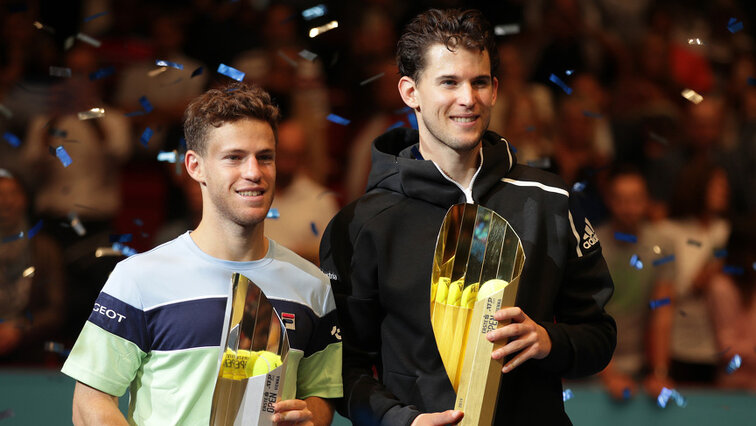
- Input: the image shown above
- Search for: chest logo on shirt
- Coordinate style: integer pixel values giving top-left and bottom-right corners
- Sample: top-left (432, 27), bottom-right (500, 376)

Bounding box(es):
top-left (282, 312), bottom-right (296, 331)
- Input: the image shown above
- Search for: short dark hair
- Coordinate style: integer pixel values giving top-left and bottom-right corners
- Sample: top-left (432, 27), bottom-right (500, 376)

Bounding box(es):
top-left (183, 82), bottom-right (280, 155)
top-left (396, 8), bottom-right (498, 82)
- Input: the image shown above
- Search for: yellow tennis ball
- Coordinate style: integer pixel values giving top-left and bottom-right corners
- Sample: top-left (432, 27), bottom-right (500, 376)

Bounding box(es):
top-left (252, 351), bottom-right (283, 376)
top-left (446, 279), bottom-right (464, 306)
top-left (461, 283), bottom-right (479, 309)
top-left (435, 277), bottom-right (450, 304)
top-left (477, 279), bottom-right (509, 301)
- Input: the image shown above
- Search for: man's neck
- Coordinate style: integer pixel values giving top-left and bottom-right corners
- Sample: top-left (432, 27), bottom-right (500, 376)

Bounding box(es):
top-left (190, 215), bottom-right (268, 262)
top-left (418, 140), bottom-right (481, 189)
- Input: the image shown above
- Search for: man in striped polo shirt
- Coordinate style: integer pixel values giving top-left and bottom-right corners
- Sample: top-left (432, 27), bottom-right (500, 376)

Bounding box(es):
top-left (63, 82), bottom-right (342, 425)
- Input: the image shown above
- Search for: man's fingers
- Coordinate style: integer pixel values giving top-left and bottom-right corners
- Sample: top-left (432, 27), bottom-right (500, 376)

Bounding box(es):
top-left (273, 399), bottom-right (307, 413)
top-left (432, 410), bottom-right (464, 425)
top-left (502, 345), bottom-right (538, 373)
top-left (493, 306), bottom-right (524, 322)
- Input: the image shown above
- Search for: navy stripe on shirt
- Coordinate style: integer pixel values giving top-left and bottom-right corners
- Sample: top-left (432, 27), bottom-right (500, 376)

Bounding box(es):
top-left (88, 292), bottom-right (150, 353)
top-left (146, 297), bottom-right (227, 351)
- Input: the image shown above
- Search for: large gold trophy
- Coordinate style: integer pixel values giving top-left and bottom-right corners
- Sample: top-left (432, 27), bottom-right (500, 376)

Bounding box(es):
top-left (210, 273), bottom-right (290, 426)
top-left (430, 204), bottom-right (525, 425)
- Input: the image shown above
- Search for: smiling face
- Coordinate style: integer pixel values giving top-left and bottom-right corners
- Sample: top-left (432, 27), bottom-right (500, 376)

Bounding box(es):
top-left (186, 118), bottom-right (276, 230)
top-left (399, 44), bottom-right (498, 155)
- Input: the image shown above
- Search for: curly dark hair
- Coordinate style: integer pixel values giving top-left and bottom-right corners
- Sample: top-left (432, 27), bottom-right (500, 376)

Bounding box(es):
top-left (396, 8), bottom-right (499, 82)
top-left (183, 82), bottom-right (280, 155)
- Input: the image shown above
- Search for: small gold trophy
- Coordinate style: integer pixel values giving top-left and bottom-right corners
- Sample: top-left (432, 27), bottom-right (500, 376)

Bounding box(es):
top-left (210, 273), bottom-right (290, 426)
top-left (430, 203), bottom-right (525, 425)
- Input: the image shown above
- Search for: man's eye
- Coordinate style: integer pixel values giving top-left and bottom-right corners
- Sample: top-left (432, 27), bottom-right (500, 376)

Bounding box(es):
top-left (441, 80), bottom-right (456, 86)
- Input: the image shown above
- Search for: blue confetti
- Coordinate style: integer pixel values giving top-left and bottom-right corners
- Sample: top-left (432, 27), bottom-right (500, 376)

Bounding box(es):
top-left (155, 59), bottom-right (184, 70)
top-left (653, 254), bottom-right (675, 267)
top-left (1, 232), bottom-right (24, 244)
top-left (139, 96), bottom-right (154, 113)
top-left (549, 73), bottom-right (573, 95)
top-left (630, 254), bottom-right (644, 269)
top-left (112, 242), bottom-right (138, 257)
top-left (133, 218), bottom-right (144, 227)
top-left (723, 265), bottom-right (745, 276)
top-left (753, 262), bottom-right (756, 271)
top-left (191, 66), bottom-right (204, 78)
top-left (748, 77), bottom-right (756, 86)
top-left (48, 127), bottom-right (67, 138)
top-left (727, 17), bottom-right (743, 34)
top-left (3, 132), bottom-right (21, 148)
top-left (89, 66), bottom-right (114, 81)
top-left (657, 387), bottom-right (686, 408)
top-left (714, 248), bottom-right (728, 258)
top-left (563, 389), bottom-right (573, 402)
top-left (83, 11), bottom-right (108, 22)
top-left (394, 106), bottom-right (413, 114)
top-left (565, 69), bottom-right (574, 76)
top-left (124, 110), bottom-right (146, 117)
top-left (217, 63), bottom-right (245, 82)
top-left (614, 232), bottom-right (637, 243)
top-left (407, 112), bottom-right (418, 130)
top-left (27, 220), bottom-right (43, 238)
top-left (726, 354), bottom-right (742, 374)
top-left (109, 233), bottom-right (132, 243)
top-left (302, 4), bottom-right (327, 20)
top-left (310, 222), bottom-right (318, 236)
top-left (327, 114), bottom-right (351, 125)
top-left (55, 146), bottom-right (73, 167)
top-left (44, 341), bottom-right (71, 356)
top-left (622, 387), bottom-right (631, 400)
top-left (140, 127), bottom-right (153, 147)
top-left (387, 121), bottom-right (405, 131)
top-left (649, 297), bottom-right (670, 310)
top-left (571, 181), bottom-right (586, 192)
top-left (525, 125), bottom-right (535, 132)
top-left (266, 208), bottom-right (280, 219)
top-left (157, 151), bottom-right (178, 163)
top-left (582, 110), bottom-right (602, 118)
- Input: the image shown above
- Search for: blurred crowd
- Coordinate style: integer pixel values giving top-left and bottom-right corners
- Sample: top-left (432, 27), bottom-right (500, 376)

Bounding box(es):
top-left (0, 0), bottom-right (754, 400)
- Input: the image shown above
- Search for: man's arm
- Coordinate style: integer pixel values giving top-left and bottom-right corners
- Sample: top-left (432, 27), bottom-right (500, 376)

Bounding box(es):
top-left (72, 381), bottom-right (128, 426)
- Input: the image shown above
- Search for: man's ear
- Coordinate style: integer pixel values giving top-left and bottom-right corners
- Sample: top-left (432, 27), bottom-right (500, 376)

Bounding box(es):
top-left (185, 150), bottom-right (205, 185)
top-left (491, 76), bottom-right (499, 106)
top-left (398, 76), bottom-right (420, 110)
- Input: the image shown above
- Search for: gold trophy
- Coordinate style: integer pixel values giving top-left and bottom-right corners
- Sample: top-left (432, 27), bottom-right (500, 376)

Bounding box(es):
top-left (210, 273), bottom-right (290, 426)
top-left (430, 204), bottom-right (525, 425)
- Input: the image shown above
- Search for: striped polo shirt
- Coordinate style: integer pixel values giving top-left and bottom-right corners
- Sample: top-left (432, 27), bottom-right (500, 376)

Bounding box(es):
top-left (62, 232), bottom-right (342, 425)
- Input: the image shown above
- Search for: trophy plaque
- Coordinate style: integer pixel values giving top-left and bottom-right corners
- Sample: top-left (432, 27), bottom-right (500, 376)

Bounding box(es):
top-left (430, 203), bottom-right (525, 425)
top-left (210, 273), bottom-right (290, 426)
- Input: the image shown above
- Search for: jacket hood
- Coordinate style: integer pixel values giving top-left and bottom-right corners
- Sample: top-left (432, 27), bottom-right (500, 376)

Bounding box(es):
top-left (365, 127), bottom-right (518, 207)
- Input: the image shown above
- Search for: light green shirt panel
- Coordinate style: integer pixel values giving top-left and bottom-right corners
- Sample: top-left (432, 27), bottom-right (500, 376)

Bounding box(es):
top-left (61, 322), bottom-right (145, 397)
top-left (296, 342), bottom-right (343, 400)
top-left (129, 347), bottom-right (219, 425)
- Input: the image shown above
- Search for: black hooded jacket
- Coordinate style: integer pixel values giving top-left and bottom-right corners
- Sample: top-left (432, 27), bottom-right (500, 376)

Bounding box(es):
top-left (320, 128), bottom-right (616, 425)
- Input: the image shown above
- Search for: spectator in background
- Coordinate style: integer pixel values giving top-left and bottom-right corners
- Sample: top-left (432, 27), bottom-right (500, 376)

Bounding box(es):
top-left (265, 119), bottom-right (339, 265)
top-left (0, 169), bottom-right (65, 365)
top-left (651, 159), bottom-right (731, 387)
top-left (707, 217), bottom-right (756, 390)
top-left (595, 166), bottom-right (674, 400)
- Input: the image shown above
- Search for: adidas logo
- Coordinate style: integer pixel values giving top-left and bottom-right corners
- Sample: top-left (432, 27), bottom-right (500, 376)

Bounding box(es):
top-left (582, 218), bottom-right (598, 250)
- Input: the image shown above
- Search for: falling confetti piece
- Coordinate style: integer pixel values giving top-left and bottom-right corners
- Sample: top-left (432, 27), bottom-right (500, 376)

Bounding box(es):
top-left (613, 232), bottom-right (637, 243)
top-left (302, 4), bottom-right (327, 20)
top-left (527, 158), bottom-right (551, 169)
top-left (360, 72), bottom-right (385, 86)
top-left (124, 110), bottom-right (146, 117)
top-left (727, 18), bottom-right (743, 34)
top-left (582, 110), bottom-right (602, 118)
top-left (49, 66), bottom-right (72, 77)
top-left (33, 21), bottom-right (55, 34)
top-left (327, 114), bottom-right (351, 125)
top-left (299, 49), bottom-right (318, 61)
top-left (76, 32), bottom-right (101, 48)
top-left (89, 66), bottom-right (114, 80)
top-left (83, 11), bottom-right (109, 23)
top-left (0, 104), bottom-right (12, 119)
top-left (387, 121), bottom-right (405, 131)
top-left (563, 389), bottom-right (573, 402)
top-left (687, 38), bottom-right (704, 45)
top-left (653, 254), bottom-right (675, 266)
top-left (726, 354), bottom-right (741, 374)
top-left (140, 127), bottom-right (153, 147)
top-left (27, 220), bottom-right (43, 238)
top-left (191, 66), bottom-right (204, 78)
top-left (155, 59), bottom-right (183, 70)
top-left (565, 69), bottom-right (574, 76)
top-left (657, 387), bottom-right (686, 408)
top-left (148, 67), bottom-right (167, 77)
top-left (630, 254), bottom-right (644, 269)
top-left (714, 248), bottom-right (728, 258)
top-left (48, 127), bottom-right (67, 138)
top-left (722, 265), bottom-right (744, 275)
top-left (217, 63), bottom-right (245, 81)
top-left (133, 218), bottom-right (144, 227)
top-left (109, 234), bottom-right (132, 243)
top-left (622, 388), bottom-right (631, 400)
top-left (78, 108), bottom-right (105, 120)
top-left (112, 242), bottom-right (138, 256)
top-left (649, 297), bottom-right (671, 310)
top-left (571, 181), bottom-right (586, 192)
top-left (44, 341), bottom-right (71, 356)
top-left (68, 212), bottom-right (86, 236)
top-left (277, 50), bottom-right (298, 67)
top-left (549, 73), bottom-right (573, 95)
top-left (686, 239), bottom-right (702, 247)
top-left (309, 20), bottom-right (338, 38)
top-left (157, 150), bottom-right (178, 163)
top-left (3, 132), bottom-right (20, 148)
top-left (95, 247), bottom-right (122, 257)
top-left (747, 77), bottom-right (755, 86)
top-left (681, 88), bottom-right (703, 104)
top-left (648, 131), bottom-right (669, 146)
top-left (139, 96), bottom-right (154, 113)
top-left (494, 24), bottom-right (520, 36)
top-left (54, 146), bottom-right (73, 167)
top-left (266, 208), bottom-right (280, 219)
top-left (1, 232), bottom-right (24, 244)
top-left (22, 266), bottom-right (35, 278)
top-left (310, 222), bottom-right (319, 236)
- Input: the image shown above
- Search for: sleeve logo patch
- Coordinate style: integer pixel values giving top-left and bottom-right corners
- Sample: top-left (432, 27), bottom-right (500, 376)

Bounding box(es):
top-left (582, 218), bottom-right (598, 250)
top-left (93, 302), bottom-right (126, 323)
top-left (330, 326), bottom-right (341, 340)
top-left (281, 312), bottom-right (296, 331)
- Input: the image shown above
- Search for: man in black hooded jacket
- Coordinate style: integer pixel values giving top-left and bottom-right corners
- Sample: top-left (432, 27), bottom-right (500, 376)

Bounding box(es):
top-left (320, 8), bottom-right (616, 426)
